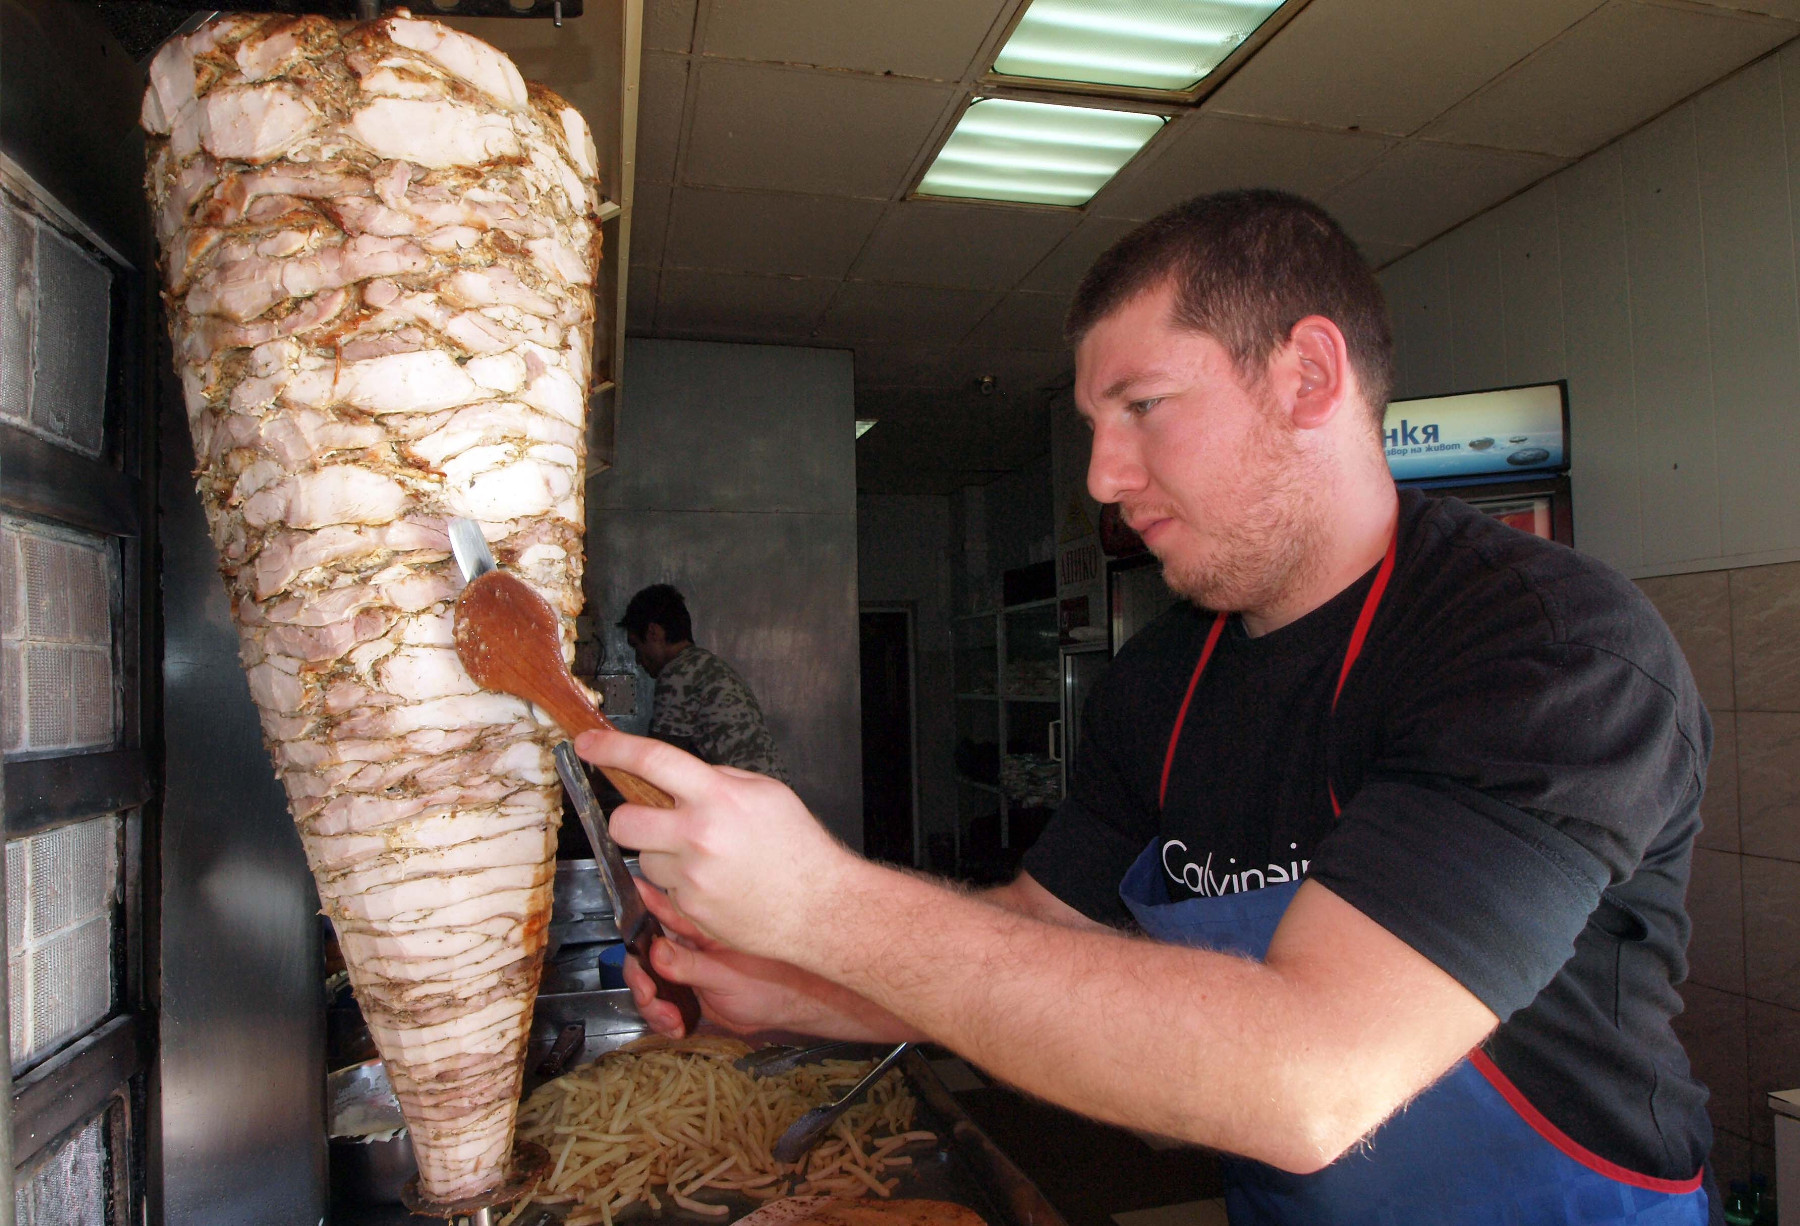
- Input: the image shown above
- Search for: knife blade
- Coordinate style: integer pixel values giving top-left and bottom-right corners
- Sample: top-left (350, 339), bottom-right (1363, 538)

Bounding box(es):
top-left (447, 516), bottom-right (496, 583)
top-left (554, 742), bottom-right (703, 1034)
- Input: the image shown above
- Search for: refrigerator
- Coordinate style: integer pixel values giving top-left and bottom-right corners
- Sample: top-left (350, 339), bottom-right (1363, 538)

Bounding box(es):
top-left (1383, 380), bottom-right (1574, 546)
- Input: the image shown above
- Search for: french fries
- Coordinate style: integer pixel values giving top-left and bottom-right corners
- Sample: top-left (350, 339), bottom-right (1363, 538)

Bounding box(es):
top-left (508, 1036), bottom-right (935, 1224)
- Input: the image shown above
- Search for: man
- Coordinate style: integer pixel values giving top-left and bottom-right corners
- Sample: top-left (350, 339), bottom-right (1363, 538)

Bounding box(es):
top-left (618, 583), bottom-right (788, 782)
top-left (580, 192), bottom-right (1715, 1225)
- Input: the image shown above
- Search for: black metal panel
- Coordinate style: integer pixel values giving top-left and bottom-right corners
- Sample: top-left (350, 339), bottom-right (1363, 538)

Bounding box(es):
top-left (0, 425), bottom-right (142, 539)
top-left (3, 749), bottom-right (151, 837)
top-left (0, 0), bottom-right (150, 267)
top-left (11, 1014), bottom-right (142, 1167)
top-left (157, 361), bottom-right (328, 1226)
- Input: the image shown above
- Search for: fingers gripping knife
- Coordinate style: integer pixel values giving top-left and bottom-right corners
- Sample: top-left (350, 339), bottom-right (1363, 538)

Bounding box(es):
top-left (448, 520), bottom-right (703, 1038)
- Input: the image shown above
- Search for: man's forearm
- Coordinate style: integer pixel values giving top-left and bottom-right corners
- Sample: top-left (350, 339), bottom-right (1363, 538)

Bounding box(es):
top-left (783, 864), bottom-right (1458, 1172)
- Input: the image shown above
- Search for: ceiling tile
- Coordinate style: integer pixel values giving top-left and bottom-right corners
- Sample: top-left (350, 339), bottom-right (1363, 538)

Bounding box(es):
top-left (628, 182), bottom-right (673, 269)
top-left (853, 345), bottom-right (964, 389)
top-left (818, 282), bottom-right (1001, 344)
top-left (848, 201), bottom-right (1078, 290)
top-left (972, 348), bottom-right (1074, 395)
top-left (644, 0), bottom-right (698, 52)
top-left (637, 52), bottom-right (689, 184)
top-left (1420, 2), bottom-right (1799, 158)
top-left (700, 0), bottom-right (1008, 80)
top-left (1093, 116), bottom-right (1396, 221)
top-left (655, 270), bottom-right (836, 338)
top-left (1208, 0), bottom-right (1609, 136)
top-left (1019, 217), bottom-right (1141, 294)
top-left (1323, 141), bottom-right (1567, 248)
top-left (962, 291), bottom-right (1072, 351)
top-left (665, 189), bottom-right (886, 277)
top-left (1686, 0), bottom-right (1800, 18)
top-left (684, 62), bottom-right (957, 198)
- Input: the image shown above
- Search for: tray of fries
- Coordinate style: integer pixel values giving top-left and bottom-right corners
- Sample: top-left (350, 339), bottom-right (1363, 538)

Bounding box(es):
top-left (509, 991), bottom-right (1068, 1226)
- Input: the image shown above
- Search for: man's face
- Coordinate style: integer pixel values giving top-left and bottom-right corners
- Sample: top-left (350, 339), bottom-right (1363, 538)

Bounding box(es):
top-left (1075, 282), bottom-right (1324, 613)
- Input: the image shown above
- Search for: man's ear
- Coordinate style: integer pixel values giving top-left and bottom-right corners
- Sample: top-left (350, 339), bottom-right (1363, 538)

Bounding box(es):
top-left (1286, 315), bottom-right (1352, 431)
top-left (645, 623), bottom-right (667, 649)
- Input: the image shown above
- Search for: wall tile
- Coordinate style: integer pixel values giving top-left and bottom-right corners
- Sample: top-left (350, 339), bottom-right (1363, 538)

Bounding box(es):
top-left (1697, 58), bottom-right (1800, 560)
top-left (1554, 149), bottom-right (1642, 572)
top-left (1746, 998), bottom-right (1800, 1147)
top-left (1739, 713), bottom-right (1800, 863)
top-left (1744, 855), bottom-right (1800, 1011)
top-left (1637, 570), bottom-right (1736, 713)
top-left (1621, 105), bottom-right (1724, 567)
top-left (1493, 182), bottom-right (1566, 387)
top-left (1700, 711), bottom-right (1740, 854)
top-left (1675, 981), bottom-right (1750, 1138)
top-left (1709, 1127), bottom-right (1752, 1189)
top-left (1443, 212), bottom-right (1508, 393)
top-left (1731, 562), bottom-right (1800, 712)
top-left (1688, 847), bottom-right (1746, 994)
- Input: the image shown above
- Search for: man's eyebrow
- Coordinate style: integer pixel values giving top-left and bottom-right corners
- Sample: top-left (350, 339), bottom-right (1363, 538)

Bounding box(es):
top-left (1102, 370), bottom-right (1165, 400)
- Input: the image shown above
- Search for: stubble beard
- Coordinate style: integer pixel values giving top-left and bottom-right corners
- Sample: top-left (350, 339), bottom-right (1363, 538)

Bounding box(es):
top-left (1154, 405), bottom-right (1328, 616)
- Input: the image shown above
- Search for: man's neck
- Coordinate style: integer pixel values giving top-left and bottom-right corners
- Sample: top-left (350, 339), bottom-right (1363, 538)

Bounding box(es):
top-left (1240, 480), bottom-right (1400, 638)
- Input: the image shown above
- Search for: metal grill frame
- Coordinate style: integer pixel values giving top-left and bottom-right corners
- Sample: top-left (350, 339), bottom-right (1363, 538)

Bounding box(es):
top-left (0, 45), bottom-right (158, 1219)
top-left (12, 1092), bottom-right (131, 1226)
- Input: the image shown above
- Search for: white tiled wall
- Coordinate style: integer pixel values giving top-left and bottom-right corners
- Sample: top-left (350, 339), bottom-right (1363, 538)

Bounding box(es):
top-left (1379, 41), bottom-right (1800, 580)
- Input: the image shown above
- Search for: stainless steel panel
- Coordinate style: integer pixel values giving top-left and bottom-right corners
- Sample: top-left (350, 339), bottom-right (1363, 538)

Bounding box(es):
top-left (157, 399), bottom-right (326, 1224)
top-left (590, 339), bottom-right (862, 845)
top-left (591, 508), bottom-right (863, 844)
top-left (597, 340), bottom-right (856, 515)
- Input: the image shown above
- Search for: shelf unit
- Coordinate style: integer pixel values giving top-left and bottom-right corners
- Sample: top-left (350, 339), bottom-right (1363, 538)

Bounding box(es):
top-left (950, 595), bottom-right (1066, 879)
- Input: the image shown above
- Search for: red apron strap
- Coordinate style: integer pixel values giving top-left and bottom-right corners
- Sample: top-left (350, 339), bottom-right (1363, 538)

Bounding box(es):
top-left (1158, 612), bottom-right (1226, 810)
top-left (1161, 526), bottom-right (1399, 818)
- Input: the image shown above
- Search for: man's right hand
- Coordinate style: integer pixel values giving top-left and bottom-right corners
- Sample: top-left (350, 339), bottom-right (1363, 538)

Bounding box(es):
top-left (623, 880), bottom-right (918, 1043)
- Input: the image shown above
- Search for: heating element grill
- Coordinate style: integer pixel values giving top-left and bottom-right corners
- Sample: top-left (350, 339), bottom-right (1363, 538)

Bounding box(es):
top-left (0, 194), bottom-right (111, 458)
top-left (6, 814), bottom-right (118, 1069)
top-left (1, 517), bottom-right (116, 756)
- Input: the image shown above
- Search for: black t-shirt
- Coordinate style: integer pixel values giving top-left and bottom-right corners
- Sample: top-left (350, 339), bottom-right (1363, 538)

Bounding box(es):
top-left (1023, 488), bottom-right (1713, 1181)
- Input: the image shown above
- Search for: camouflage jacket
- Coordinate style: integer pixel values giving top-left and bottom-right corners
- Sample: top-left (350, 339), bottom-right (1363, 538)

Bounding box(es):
top-left (649, 645), bottom-right (789, 782)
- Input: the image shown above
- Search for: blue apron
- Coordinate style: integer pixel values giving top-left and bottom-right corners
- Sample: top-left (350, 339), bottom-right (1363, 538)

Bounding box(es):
top-left (1120, 533), bottom-right (1708, 1226)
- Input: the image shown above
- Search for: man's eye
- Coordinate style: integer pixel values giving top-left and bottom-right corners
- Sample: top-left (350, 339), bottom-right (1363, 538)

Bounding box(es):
top-left (1128, 397), bottom-right (1162, 415)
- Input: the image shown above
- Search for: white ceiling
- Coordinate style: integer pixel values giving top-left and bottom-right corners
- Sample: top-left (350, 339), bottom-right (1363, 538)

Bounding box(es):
top-left (519, 0), bottom-right (1800, 493)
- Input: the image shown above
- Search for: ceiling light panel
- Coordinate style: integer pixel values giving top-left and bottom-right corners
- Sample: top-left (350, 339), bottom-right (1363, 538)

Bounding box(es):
top-left (994, 0), bottom-right (1284, 93)
top-left (917, 99), bottom-right (1165, 207)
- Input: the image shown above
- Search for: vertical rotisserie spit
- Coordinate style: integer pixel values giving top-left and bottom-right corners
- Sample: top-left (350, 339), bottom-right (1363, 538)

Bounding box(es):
top-left (140, 12), bottom-right (601, 1203)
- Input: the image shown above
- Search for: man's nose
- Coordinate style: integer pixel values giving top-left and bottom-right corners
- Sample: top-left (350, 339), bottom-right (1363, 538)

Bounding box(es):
top-left (1087, 420), bottom-right (1145, 505)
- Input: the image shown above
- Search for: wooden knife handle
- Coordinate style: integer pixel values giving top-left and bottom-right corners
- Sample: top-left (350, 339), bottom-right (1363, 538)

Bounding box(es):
top-left (629, 923), bottom-right (705, 1035)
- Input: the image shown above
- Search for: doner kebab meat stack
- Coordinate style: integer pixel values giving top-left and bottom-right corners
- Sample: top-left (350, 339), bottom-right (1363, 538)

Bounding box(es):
top-left (141, 13), bottom-right (600, 1203)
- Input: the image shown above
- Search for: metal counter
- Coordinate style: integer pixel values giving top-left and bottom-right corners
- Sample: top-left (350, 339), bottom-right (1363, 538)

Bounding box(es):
top-left (337, 997), bottom-right (1068, 1226)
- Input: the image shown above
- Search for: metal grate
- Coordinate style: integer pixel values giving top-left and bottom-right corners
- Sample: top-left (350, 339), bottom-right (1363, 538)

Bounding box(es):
top-left (1, 518), bottom-right (116, 756)
top-left (15, 1110), bottom-right (112, 1226)
top-left (6, 814), bottom-right (118, 1069)
top-left (0, 195), bottom-right (111, 458)
top-left (1, 199), bottom-right (32, 427)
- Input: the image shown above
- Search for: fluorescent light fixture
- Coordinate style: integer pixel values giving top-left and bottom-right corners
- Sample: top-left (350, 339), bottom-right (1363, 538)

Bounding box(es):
top-left (918, 98), bottom-right (1164, 207)
top-left (855, 419), bottom-right (879, 439)
top-left (994, 0), bottom-right (1284, 93)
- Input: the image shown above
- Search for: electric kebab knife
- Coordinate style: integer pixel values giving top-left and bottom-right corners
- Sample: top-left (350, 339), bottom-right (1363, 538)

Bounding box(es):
top-left (447, 517), bottom-right (704, 1035)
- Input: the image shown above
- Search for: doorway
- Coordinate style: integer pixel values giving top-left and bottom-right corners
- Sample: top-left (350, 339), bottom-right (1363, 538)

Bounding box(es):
top-left (859, 607), bottom-right (917, 866)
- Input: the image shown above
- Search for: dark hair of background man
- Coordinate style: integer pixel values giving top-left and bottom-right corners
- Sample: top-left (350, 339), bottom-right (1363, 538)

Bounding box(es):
top-left (619, 583), bottom-right (694, 642)
top-left (1065, 188), bottom-right (1395, 427)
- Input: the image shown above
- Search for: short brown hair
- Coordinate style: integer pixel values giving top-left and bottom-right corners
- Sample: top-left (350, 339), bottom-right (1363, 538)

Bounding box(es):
top-left (1065, 190), bottom-right (1394, 419)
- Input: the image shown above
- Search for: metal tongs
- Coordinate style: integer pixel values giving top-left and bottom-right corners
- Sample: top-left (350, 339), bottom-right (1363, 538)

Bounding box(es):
top-left (770, 1042), bottom-right (913, 1164)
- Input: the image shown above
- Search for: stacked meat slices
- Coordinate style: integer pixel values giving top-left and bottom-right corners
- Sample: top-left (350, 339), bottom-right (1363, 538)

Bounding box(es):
top-left (142, 13), bottom-right (602, 1203)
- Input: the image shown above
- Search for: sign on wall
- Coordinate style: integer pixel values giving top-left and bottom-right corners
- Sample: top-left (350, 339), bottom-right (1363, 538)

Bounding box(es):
top-left (1383, 382), bottom-right (1567, 483)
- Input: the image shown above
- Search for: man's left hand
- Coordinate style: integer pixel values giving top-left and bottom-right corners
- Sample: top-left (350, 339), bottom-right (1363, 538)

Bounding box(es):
top-left (573, 727), bottom-right (860, 961)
